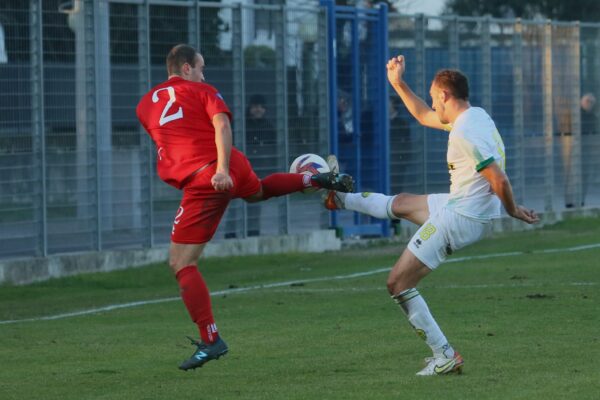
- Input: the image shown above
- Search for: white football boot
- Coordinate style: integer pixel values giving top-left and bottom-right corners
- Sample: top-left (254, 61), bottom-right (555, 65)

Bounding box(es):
top-left (416, 352), bottom-right (464, 376)
top-left (326, 154), bottom-right (339, 173)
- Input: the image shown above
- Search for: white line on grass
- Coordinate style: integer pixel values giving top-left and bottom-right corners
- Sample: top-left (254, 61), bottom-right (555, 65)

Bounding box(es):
top-left (0, 268), bottom-right (390, 325)
top-left (254, 280), bottom-right (597, 295)
top-left (1, 242), bottom-right (599, 325)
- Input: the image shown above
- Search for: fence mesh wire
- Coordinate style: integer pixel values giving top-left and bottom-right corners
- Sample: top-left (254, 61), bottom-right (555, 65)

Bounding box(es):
top-left (1, 1), bottom-right (599, 259)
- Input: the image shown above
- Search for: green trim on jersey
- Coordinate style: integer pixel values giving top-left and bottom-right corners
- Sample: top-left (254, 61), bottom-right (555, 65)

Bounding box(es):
top-left (476, 156), bottom-right (495, 171)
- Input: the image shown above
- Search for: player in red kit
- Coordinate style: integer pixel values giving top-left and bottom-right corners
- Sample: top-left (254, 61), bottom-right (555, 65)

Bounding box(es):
top-left (136, 44), bottom-right (354, 371)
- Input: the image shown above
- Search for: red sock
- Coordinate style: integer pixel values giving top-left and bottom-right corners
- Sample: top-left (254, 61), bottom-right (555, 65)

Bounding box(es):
top-left (176, 265), bottom-right (219, 344)
top-left (260, 173), bottom-right (315, 199)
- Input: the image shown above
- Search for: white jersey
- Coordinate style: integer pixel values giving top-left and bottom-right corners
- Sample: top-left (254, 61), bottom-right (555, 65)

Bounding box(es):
top-left (445, 107), bottom-right (505, 221)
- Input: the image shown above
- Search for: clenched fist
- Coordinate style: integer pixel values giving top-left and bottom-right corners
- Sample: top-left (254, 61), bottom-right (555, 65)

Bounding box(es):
top-left (387, 55), bottom-right (406, 86)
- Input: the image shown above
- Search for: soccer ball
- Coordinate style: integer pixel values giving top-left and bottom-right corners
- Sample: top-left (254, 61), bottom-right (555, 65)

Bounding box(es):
top-left (289, 153), bottom-right (330, 194)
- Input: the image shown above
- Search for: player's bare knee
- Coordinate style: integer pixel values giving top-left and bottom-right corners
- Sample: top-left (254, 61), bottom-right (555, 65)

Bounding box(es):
top-left (387, 276), bottom-right (410, 295)
top-left (386, 277), bottom-right (397, 295)
top-left (168, 258), bottom-right (184, 274)
top-left (386, 270), bottom-right (410, 295)
top-left (391, 193), bottom-right (410, 218)
top-left (168, 250), bottom-right (192, 273)
top-left (169, 243), bottom-right (205, 273)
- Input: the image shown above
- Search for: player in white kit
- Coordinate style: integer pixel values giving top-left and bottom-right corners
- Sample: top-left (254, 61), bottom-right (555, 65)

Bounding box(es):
top-left (324, 55), bottom-right (539, 376)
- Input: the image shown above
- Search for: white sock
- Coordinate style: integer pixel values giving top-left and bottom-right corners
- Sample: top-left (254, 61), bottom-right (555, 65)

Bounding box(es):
top-left (392, 288), bottom-right (455, 358)
top-left (343, 193), bottom-right (397, 220)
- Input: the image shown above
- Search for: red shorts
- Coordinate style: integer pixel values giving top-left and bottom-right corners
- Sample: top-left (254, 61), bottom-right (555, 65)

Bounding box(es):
top-left (171, 150), bottom-right (261, 244)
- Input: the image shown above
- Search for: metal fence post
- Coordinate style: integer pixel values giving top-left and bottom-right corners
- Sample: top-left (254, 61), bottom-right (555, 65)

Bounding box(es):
top-left (78, 0), bottom-right (101, 249)
top-left (94, 0), bottom-right (113, 249)
top-left (320, 0), bottom-right (338, 228)
top-left (75, 0), bottom-right (111, 250)
top-left (138, 0), bottom-right (153, 247)
top-left (317, 6), bottom-right (331, 230)
top-left (275, 6), bottom-right (290, 235)
top-left (30, 0), bottom-right (47, 257)
top-left (70, 0), bottom-right (89, 246)
top-left (481, 16), bottom-right (492, 113)
top-left (512, 19), bottom-right (525, 204)
top-left (188, 1), bottom-right (199, 49)
top-left (317, 7), bottom-right (329, 152)
top-left (321, 0), bottom-right (338, 158)
top-left (351, 7), bottom-right (361, 200)
top-left (542, 20), bottom-right (555, 214)
top-left (231, 2), bottom-right (246, 238)
top-left (448, 16), bottom-right (459, 69)
top-left (593, 24), bottom-right (600, 94)
top-left (414, 14), bottom-right (427, 193)
top-left (571, 22), bottom-right (583, 208)
top-left (377, 2), bottom-right (390, 236)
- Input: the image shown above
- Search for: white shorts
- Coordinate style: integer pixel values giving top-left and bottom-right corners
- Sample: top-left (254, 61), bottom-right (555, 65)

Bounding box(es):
top-left (407, 193), bottom-right (488, 270)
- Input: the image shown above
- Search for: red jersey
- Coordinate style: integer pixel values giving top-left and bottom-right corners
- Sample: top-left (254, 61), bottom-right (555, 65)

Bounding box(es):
top-left (136, 77), bottom-right (233, 189)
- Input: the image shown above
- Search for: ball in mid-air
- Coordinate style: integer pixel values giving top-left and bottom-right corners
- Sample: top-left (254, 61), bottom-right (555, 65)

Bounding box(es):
top-left (289, 153), bottom-right (330, 193)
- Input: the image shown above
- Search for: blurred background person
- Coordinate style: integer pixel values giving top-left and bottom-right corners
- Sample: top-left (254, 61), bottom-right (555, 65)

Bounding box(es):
top-left (245, 94), bottom-right (277, 236)
top-left (580, 93), bottom-right (598, 207)
top-left (389, 95), bottom-right (411, 181)
top-left (581, 93), bottom-right (597, 135)
top-left (389, 96), bottom-right (411, 233)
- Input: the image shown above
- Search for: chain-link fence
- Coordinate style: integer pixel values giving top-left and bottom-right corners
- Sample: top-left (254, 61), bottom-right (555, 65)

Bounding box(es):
top-left (1, 1), bottom-right (599, 260)
top-left (388, 14), bottom-right (600, 214)
top-left (0, 0), bottom-right (329, 258)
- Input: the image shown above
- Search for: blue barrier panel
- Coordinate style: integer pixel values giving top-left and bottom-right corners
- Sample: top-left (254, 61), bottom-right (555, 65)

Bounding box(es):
top-left (321, 0), bottom-right (390, 238)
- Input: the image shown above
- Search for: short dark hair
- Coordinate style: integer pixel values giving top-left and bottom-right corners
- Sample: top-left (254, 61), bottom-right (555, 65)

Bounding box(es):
top-left (433, 69), bottom-right (469, 101)
top-left (166, 44), bottom-right (198, 76)
top-left (249, 94), bottom-right (266, 106)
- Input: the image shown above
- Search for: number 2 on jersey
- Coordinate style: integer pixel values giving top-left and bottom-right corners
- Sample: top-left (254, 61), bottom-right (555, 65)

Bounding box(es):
top-left (152, 86), bottom-right (183, 126)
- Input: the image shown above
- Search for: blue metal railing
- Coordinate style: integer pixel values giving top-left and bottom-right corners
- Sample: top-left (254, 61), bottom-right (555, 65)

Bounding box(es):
top-left (321, 0), bottom-right (391, 237)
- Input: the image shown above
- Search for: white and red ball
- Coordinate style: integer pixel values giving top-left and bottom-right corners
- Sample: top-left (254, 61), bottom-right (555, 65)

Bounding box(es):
top-left (289, 153), bottom-right (330, 193)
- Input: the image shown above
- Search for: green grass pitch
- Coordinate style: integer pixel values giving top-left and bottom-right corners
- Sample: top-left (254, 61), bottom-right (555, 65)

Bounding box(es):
top-left (1, 217), bottom-right (599, 399)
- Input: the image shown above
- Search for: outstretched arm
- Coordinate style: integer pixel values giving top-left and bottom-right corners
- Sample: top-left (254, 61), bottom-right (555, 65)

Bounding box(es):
top-left (211, 112), bottom-right (234, 192)
top-left (479, 162), bottom-right (539, 224)
top-left (387, 55), bottom-right (447, 131)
